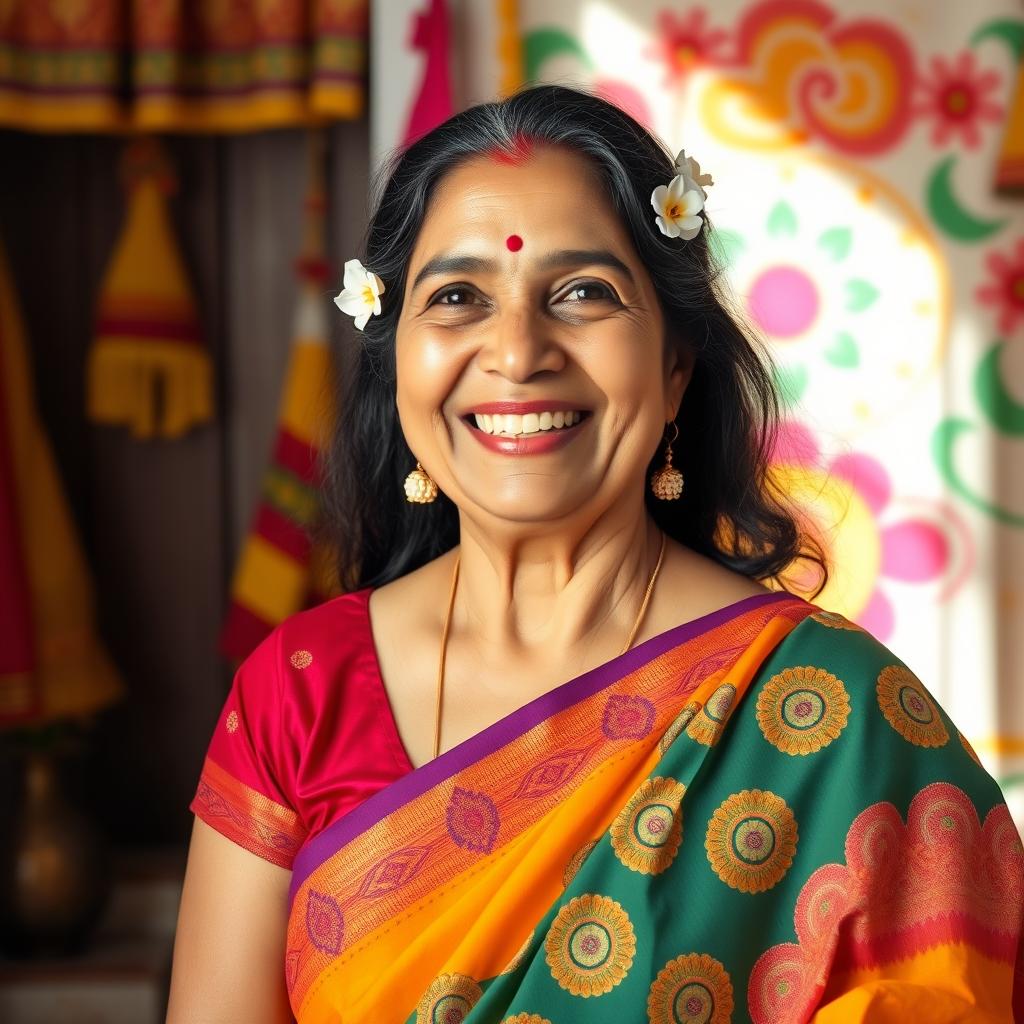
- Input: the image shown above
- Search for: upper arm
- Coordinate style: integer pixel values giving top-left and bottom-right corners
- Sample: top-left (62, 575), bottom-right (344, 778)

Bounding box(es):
top-left (171, 629), bottom-right (310, 1022)
top-left (166, 816), bottom-right (294, 1024)
top-left (740, 614), bottom-right (1024, 1023)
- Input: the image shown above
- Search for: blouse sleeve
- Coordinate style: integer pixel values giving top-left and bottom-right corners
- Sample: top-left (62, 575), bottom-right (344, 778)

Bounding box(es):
top-left (188, 627), bottom-right (308, 869)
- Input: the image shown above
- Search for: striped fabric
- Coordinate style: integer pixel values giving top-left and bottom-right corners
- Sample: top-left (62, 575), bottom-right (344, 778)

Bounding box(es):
top-left (0, 0), bottom-right (367, 133)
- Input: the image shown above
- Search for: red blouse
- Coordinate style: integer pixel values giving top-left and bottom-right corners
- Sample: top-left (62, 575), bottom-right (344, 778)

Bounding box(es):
top-left (189, 589), bottom-right (415, 869)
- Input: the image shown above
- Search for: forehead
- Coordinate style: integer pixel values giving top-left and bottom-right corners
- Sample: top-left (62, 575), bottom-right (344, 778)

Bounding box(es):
top-left (413, 145), bottom-right (634, 258)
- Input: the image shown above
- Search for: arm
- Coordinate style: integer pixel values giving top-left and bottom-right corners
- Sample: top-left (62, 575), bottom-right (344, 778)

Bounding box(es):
top-left (166, 817), bottom-right (295, 1024)
top-left (740, 615), bottom-right (1024, 1023)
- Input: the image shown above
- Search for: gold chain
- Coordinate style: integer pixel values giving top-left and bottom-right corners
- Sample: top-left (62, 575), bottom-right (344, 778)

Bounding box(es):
top-left (432, 531), bottom-right (667, 760)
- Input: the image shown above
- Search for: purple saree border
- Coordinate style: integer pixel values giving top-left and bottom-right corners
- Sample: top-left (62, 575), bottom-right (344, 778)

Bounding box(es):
top-left (288, 589), bottom-right (805, 902)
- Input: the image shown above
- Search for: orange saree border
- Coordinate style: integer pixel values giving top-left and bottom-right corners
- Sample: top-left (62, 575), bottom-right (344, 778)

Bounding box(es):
top-left (189, 754), bottom-right (306, 869)
top-left (807, 942), bottom-right (1015, 1021)
top-left (287, 596), bottom-right (815, 1020)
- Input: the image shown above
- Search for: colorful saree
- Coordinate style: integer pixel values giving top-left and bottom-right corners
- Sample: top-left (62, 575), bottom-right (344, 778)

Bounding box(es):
top-left (273, 592), bottom-right (1023, 1023)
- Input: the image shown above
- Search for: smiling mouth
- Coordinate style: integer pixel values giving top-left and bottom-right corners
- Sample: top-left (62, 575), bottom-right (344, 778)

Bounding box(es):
top-left (463, 410), bottom-right (592, 437)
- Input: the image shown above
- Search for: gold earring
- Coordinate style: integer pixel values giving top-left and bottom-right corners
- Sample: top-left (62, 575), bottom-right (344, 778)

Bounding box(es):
top-left (650, 421), bottom-right (684, 500)
top-left (404, 460), bottom-right (438, 503)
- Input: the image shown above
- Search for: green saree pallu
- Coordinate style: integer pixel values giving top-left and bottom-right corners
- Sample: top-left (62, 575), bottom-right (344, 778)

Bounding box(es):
top-left (284, 593), bottom-right (1024, 1022)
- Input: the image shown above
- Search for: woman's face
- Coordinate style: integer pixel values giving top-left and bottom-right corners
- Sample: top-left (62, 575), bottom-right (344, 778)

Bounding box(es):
top-left (395, 143), bottom-right (693, 527)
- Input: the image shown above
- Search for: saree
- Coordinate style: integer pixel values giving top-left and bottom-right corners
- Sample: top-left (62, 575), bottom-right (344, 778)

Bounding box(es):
top-left (277, 591), bottom-right (1024, 1023)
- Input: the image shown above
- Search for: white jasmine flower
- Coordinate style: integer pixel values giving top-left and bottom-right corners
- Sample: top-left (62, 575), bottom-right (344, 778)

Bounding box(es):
top-left (333, 258), bottom-right (385, 331)
top-left (673, 148), bottom-right (714, 199)
top-left (651, 174), bottom-right (705, 240)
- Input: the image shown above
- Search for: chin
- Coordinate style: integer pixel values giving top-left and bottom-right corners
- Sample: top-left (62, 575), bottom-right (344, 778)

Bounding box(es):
top-left (458, 484), bottom-right (593, 527)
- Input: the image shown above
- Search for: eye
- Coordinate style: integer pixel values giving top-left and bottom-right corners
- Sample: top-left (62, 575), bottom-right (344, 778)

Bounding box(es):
top-left (431, 284), bottom-right (480, 307)
top-left (559, 280), bottom-right (617, 303)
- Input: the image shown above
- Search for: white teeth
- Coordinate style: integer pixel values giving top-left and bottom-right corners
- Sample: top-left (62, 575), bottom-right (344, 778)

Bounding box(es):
top-left (471, 409), bottom-right (586, 436)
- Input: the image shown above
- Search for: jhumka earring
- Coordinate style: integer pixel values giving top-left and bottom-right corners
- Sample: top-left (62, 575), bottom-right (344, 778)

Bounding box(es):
top-left (650, 421), bottom-right (684, 500)
top-left (404, 460), bottom-right (438, 503)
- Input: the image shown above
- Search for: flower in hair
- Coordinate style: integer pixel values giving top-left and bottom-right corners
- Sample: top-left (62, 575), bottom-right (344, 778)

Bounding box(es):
top-left (651, 173), bottom-right (705, 240)
top-left (333, 258), bottom-right (385, 330)
top-left (673, 148), bottom-right (714, 200)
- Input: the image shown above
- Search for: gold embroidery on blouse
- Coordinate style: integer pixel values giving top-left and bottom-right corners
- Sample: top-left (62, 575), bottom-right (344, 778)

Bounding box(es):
top-left (226, 710), bottom-right (240, 733)
top-left (290, 649), bottom-right (313, 669)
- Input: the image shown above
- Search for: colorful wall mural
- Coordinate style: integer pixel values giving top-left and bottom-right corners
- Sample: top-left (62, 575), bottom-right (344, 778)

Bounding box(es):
top-left (372, 0), bottom-right (1024, 827)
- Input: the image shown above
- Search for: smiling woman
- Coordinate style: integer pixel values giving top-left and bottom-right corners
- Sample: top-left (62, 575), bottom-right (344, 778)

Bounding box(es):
top-left (169, 85), bottom-right (1024, 1024)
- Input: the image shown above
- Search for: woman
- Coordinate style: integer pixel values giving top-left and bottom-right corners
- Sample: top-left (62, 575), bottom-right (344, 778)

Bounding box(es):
top-left (167, 85), bottom-right (1023, 1023)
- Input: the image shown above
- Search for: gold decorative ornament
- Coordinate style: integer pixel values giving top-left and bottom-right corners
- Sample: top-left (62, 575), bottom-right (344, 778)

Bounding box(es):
top-left (650, 421), bottom-right (684, 500)
top-left (404, 460), bottom-right (438, 503)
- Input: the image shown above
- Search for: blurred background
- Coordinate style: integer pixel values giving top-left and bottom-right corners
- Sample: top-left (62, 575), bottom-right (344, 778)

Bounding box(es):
top-left (0, 0), bottom-right (1021, 1020)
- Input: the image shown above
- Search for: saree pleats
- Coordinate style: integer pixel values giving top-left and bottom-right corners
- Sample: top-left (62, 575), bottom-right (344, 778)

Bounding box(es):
top-left (284, 596), bottom-right (1024, 1023)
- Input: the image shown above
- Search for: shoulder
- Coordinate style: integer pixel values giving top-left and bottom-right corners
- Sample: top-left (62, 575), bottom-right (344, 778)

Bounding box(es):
top-left (216, 588), bottom-right (388, 782)
top-left (738, 606), bottom-right (1007, 818)
top-left (757, 606), bottom-right (959, 749)
top-left (241, 588), bottom-right (376, 677)
top-left (227, 589), bottom-right (380, 733)
top-left (274, 587), bottom-right (374, 649)
top-left (765, 606), bottom-right (912, 682)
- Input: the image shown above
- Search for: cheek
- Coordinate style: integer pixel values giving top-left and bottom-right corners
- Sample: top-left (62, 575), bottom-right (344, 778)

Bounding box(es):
top-left (589, 331), bottom-right (665, 407)
top-left (585, 332), bottom-right (668, 447)
top-left (395, 329), bottom-right (466, 417)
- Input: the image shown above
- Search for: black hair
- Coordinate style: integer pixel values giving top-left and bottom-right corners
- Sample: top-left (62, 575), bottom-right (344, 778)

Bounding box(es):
top-left (318, 83), bottom-right (829, 599)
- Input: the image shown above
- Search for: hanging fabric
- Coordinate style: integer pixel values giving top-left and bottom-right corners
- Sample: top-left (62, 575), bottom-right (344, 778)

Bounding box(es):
top-left (218, 130), bottom-right (339, 661)
top-left (402, 0), bottom-right (454, 146)
top-left (496, 0), bottom-right (524, 98)
top-left (0, 237), bottom-right (123, 728)
top-left (0, 0), bottom-right (367, 133)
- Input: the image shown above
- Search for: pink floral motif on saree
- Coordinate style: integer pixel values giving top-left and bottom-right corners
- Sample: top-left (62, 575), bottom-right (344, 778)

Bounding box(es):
top-left (748, 781), bottom-right (1024, 1023)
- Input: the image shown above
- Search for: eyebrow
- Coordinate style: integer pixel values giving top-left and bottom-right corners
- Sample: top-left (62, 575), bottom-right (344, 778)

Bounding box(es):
top-left (410, 248), bottom-right (635, 293)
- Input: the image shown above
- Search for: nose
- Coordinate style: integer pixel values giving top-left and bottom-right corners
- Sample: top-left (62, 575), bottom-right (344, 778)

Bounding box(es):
top-left (476, 305), bottom-right (566, 382)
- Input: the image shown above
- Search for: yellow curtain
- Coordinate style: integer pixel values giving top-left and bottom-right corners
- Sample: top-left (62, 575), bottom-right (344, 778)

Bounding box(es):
top-left (0, 238), bottom-right (124, 727)
top-left (0, 0), bottom-right (367, 133)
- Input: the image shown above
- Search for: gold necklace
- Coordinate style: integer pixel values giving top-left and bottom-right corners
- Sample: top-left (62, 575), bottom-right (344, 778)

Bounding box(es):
top-left (432, 531), bottom-right (667, 760)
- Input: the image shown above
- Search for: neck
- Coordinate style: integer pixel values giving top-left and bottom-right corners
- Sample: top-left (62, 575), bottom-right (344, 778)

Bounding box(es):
top-left (449, 499), bottom-right (664, 660)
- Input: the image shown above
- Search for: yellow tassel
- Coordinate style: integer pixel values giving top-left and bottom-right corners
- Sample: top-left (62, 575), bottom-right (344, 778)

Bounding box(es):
top-left (88, 144), bottom-right (215, 441)
top-left (86, 339), bottom-right (214, 439)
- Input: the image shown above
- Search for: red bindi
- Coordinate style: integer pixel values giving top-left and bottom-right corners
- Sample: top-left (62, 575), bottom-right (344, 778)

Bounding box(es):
top-left (506, 234), bottom-right (523, 252)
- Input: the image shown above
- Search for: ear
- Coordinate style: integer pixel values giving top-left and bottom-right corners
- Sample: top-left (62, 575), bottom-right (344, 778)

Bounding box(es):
top-left (664, 335), bottom-right (696, 419)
